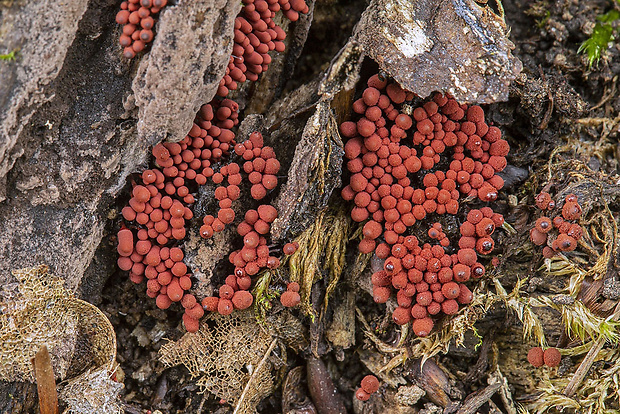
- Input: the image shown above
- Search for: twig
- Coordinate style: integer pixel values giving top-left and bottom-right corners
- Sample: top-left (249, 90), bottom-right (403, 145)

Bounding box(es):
top-left (590, 75), bottom-right (617, 111)
top-left (562, 335), bottom-right (606, 397)
top-left (196, 392), bottom-right (208, 414)
top-left (563, 301), bottom-right (620, 397)
top-left (456, 382), bottom-right (501, 414)
top-left (31, 345), bottom-right (59, 414)
top-left (233, 337), bottom-right (278, 414)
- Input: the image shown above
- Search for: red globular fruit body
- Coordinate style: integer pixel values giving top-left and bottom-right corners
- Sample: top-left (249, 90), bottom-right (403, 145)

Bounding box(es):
top-left (528, 347), bottom-right (544, 367)
top-left (360, 375), bottom-right (380, 394)
top-left (543, 348), bottom-right (561, 367)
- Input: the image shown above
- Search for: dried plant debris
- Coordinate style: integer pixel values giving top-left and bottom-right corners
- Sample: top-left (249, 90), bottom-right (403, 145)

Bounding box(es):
top-left (282, 366), bottom-right (317, 413)
top-left (59, 367), bottom-right (123, 414)
top-left (499, 159), bottom-right (620, 413)
top-left (281, 207), bottom-right (350, 318)
top-left (159, 311), bottom-right (277, 414)
top-left (269, 39), bottom-right (364, 241)
top-left (0, 265), bottom-right (116, 382)
top-left (354, 0), bottom-right (522, 103)
top-left (325, 288), bottom-right (355, 349)
top-left (526, 345), bottom-right (620, 414)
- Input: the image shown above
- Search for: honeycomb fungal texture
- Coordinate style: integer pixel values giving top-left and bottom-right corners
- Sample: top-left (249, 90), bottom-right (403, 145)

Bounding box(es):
top-left (159, 311), bottom-right (275, 414)
top-left (0, 265), bottom-right (116, 382)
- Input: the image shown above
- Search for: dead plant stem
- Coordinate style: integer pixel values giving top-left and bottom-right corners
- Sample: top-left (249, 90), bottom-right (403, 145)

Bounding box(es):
top-left (233, 337), bottom-right (278, 414)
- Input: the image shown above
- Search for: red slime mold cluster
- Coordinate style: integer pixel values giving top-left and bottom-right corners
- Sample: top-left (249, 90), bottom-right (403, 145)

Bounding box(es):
top-left (530, 192), bottom-right (582, 258)
top-left (355, 375), bottom-right (380, 401)
top-left (119, 126), bottom-right (292, 331)
top-left (115, 0), bottom-right (167, 59)
top-left (527, 346), bottom-right (561, 368)
top-left (218, 0), bottom-right (309, 97)
top-left (280, 281), bottom-right (301, 307)
top-left (117, 0), bottom-right (308, 332)
top-left (340, 74), bottom-right (509, 337)
top-left (197, 131), bottom-right (299, 314)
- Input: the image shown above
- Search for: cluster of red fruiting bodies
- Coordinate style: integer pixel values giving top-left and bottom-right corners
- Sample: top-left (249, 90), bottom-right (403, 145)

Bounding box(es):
top-left (355, 375), bottom-right (380, 401)
top-left (341, 75), bottom-right (510, 337)
top-left (115, 0), bottom-right (305, 67)
top-left (118, 116), bottom-right (299, 331)
top-left (115, 0), bottom-right (167, 59)
top-left (530, 192), bottom-right (583, 257)
top-left (217, 0), bottom-right (308, 97)
top-left (527, 346), bottom-right (561, 368)
top-left (117, 0), bottom-right (308, 332)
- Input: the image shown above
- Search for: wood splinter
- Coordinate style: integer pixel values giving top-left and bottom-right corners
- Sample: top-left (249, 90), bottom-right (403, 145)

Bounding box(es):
top-left (31, 345), bottom-right (59, 414)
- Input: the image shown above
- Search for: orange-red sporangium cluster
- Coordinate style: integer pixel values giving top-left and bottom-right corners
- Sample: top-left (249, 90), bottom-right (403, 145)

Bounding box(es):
top-left (218, 0), bottom-right (308, 96)
top-left (118, 125), bottom-right (296, 332)
top-left (116, 0), bottom-right (167, 59)
top-left (340, 74), bottom-right (509, 337)
top-left (530, 192), bottom-right (583, 258)
top-left (115, 0), bottom-right (306, 67)
top-left (355, 375), bottom-right (380, 401)
top-left (116, 0), bottom-right (308, 332)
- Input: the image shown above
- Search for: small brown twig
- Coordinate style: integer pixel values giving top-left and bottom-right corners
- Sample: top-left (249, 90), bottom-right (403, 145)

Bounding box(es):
top-left (456, 382), bottom-right (501, 414)
top-left (31, 345), bottom-right (59, 414)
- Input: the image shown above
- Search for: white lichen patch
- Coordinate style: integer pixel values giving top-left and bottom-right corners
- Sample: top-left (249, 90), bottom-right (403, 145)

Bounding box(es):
top-left (355, 0), bottom-right (522, 103)
top-left (382, 0), bottom-right (433, 58)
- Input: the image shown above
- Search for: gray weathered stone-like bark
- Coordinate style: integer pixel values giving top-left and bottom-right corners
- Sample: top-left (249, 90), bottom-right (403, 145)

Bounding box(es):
top-left (0, 0), bottom-right (238, 295)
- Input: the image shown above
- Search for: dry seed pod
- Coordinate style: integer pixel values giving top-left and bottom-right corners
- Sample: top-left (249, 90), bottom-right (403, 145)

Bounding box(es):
top-left (406, 358), bottom-right (452, 407)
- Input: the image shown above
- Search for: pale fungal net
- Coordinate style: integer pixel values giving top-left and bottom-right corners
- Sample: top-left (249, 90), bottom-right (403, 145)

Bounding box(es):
top-left (0, 265), bottom-right (120, 413)
top-left (159, 310), bottom-right (276, 414)
top-left (59, 367), bottom-right (124, 414)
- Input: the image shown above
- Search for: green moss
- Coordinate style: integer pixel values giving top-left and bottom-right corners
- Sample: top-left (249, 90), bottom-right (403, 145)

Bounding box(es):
top-left (578, 8), bottom-right (620, 68)
top-left (0, 49), bottom-right (18, 61)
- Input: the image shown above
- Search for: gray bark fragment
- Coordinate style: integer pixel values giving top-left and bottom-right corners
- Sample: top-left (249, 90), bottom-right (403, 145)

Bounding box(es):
top-left (132, 0), bottom-right (241, 144)
top-left (355, 0), bottom-right (522, 104)
top-left (0, 0), bottom-right (90, 201)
